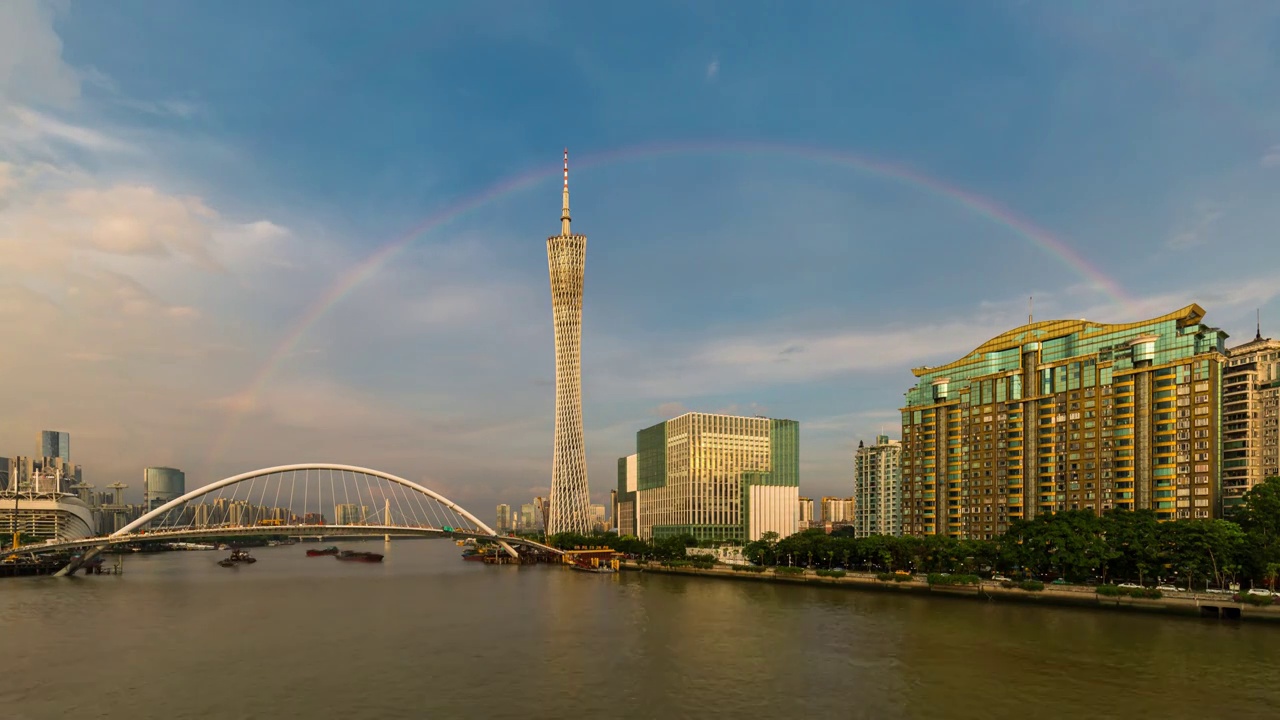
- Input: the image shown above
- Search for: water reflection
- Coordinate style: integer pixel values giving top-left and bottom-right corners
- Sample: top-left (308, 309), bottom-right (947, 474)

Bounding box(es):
top-left (0, 542), bottom-right (1275, 720)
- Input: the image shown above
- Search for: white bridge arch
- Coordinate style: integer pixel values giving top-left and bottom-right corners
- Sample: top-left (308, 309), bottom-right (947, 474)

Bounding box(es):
top-left (116, 463), bottom-right (502, 539)
top-left (14, 464), bottom-right (564, 574)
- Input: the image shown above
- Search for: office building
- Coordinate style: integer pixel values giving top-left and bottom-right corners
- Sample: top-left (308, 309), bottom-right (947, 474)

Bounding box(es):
top-left (901, 304), bottom-right (1228, 539)
top-left (496, 504), bottom-right (512, 533)
top-left (40, 430), bottom-right (70, 462)
top-left (1223, 323), bottom-right (1280, 511)
top-left (854, 435), bottom-right (903, 537)
top-left (143, 467), bottom-right (186, 512)
top-left (629, 412), bottom-right (799, 543)
top-left (616, 454), bottom-right (638, 537)
top-left (545, 149), bottom-right (592, 535)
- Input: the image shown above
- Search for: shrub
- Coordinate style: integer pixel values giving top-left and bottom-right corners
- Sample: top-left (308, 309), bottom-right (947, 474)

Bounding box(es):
top-left (893, 573), bottom-right (913, 582)
top-left (775, 566), bottom-right (805, 576)
top-left (1096, 584), bottom-right (1124, 597)
top-left (1018, 580), bottom-right (1045, 592)
top-left (875, 573), bottom-right (896, 582)
top-left (1234, 593), bottom-right (1276, 606)
top-left (733, 565), bottom-right (767, 573)
top-left (815, 569), bottom-right (846, 578)
top-left (927, 573), bottom-right (981, 586)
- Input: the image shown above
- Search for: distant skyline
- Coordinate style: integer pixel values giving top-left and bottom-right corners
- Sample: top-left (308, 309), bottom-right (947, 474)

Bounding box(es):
top-left (2, 1), bottom-right (1280, 513)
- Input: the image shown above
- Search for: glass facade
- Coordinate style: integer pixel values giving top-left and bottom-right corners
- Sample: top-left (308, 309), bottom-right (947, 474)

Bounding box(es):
top-left (143, 467), bottom-right (186, 512)
top-left (41, 430), bottom-right (70, 462)
top-left (633, 413), bottom-right (800, 543)
top-left (901, 304), bottom-right (1228, 539)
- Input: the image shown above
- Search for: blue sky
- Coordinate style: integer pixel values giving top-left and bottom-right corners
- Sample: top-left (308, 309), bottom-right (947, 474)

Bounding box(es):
top-left (2, 0), bottom-right (1280, 517)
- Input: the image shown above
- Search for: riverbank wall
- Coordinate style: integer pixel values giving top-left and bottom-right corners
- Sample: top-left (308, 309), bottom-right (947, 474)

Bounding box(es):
top-left (621, 563), bottom-right (1280, 623)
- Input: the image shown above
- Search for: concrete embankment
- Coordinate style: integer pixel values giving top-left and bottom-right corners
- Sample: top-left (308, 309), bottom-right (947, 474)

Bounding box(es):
top-left (620, 562), bottom-right (1280, 623)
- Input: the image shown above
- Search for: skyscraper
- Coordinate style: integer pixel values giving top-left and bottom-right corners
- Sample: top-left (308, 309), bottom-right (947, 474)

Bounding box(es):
top-left (546, 149), bottom-right (591, 535)
top-left (901, 304), bottom-right (1228, 539)
top-left (144, 467), bottom-right (186, 512)
top-left (629, 412), bottom-right (800, 543)
top-left (40, 431), bottom-right (70, 462)
top-left (1222, 318), bottom-right (1280, 512)
top-left (853, 435), bottom-right (903, 537)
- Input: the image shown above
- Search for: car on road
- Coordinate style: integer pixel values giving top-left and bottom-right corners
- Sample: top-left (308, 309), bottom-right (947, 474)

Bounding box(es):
top-left (1156, 585), bottom-right (1179, 592)
top-left (991, 575), bottom-right (1011, 582)
top-left (1247, 588), bottom-right (1273, 597)
top-left (1118, 582), bottom-right (1141, 589)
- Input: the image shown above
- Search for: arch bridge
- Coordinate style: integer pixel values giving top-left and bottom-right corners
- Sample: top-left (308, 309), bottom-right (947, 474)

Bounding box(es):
top-left (6, 464), bottom-right (560, 574)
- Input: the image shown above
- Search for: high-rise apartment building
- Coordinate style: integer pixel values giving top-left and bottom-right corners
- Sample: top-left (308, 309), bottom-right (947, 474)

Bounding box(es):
top-left (854, 435), bottom-right (903, 537)
top-left (628, 412), bottom-right (799, 543)
top-left (820, 496), bottom-right (854, 524)
top-left (495, 504), bottom-right (512, 533)
top-left (798, 497), bottom-right (814, 527)
top-left (1223, 324), bottom-right (1280, 512)
top-left (901, 304), bottom-right (1228, 539)
top-left (546, 149), bottom-right (592, 535)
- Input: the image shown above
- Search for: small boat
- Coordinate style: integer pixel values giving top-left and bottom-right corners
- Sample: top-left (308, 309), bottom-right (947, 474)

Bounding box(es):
top-left (570, 562), bottom-right (617, 574)
top-left (218, 549), bottom-right (256, 567)
top-left (335, 550), bottom-right (383, 563)
top-left (462, 547), bottom-right (496, 562)
top-left (306, 546), bottom-right (340, 557)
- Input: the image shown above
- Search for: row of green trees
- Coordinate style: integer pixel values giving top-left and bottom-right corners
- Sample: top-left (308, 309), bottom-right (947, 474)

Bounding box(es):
top-left (546, 477), bottom-right (1280, 591)
top-left (750, 477), bottom-right (1280, 590)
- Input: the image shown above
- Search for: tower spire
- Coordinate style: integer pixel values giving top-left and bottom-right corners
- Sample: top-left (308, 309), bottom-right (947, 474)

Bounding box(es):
top-left (1257, 308), bottom-right (1263, 341)
top-left (560, 148), bottom-right (571, 236)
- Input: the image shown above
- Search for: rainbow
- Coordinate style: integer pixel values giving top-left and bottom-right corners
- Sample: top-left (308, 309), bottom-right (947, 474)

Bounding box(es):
top-left (203, 139), bottom-right (1131, 470)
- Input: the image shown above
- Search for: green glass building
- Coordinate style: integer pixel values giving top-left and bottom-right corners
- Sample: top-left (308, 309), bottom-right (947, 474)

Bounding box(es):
top-left (624, 412), bottom-right (799, 543)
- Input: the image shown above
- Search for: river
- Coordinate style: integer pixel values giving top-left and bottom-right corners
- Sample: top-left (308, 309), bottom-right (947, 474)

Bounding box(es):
top-left (1, 540), bottom-right (1276, 719)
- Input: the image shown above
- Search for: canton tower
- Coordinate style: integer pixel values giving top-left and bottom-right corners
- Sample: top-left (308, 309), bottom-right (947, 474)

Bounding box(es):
top-left (546, 149), bottom-right (592, 536)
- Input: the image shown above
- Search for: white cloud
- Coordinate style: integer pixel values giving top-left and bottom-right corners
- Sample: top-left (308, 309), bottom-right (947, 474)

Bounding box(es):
top-left (3, 105), bottom-right (134, 154)
top-left (706, 56), bottom-right (720, 81)
top-left (0, 0), bottom-right (79, 108)
top-left (594, 273), bottom-right (1280, 404)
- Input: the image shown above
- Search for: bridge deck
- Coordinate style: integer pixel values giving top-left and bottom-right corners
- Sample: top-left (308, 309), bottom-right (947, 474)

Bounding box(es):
top-left (9, 525), bottom-right (562, 557)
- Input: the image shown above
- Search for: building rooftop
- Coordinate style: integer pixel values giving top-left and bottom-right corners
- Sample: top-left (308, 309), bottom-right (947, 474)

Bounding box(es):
top-left (911, 303), bottom-right (1212, 377)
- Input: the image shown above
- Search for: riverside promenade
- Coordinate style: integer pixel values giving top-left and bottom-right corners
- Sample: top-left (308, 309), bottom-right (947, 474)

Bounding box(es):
top-left (621, 562), bottom-right (1280, 623)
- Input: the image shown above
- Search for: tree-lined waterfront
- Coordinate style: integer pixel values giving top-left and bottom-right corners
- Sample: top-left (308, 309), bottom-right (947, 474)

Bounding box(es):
top-left (548, 478), bottom-right (1280, 592)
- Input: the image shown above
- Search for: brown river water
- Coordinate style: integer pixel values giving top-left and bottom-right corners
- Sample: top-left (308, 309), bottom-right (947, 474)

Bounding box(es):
top-left (1, 539), bottom-right (1276, 719)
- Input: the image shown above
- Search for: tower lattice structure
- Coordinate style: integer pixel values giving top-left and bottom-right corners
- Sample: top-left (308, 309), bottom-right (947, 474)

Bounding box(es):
top-left (546, 149), bottom-right (592, 535)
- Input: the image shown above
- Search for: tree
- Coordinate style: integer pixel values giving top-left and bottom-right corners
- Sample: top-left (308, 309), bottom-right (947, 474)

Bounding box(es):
top-left (1158, 519), bottom-right (1244, 590)
top-left (1238, 477), bottom-right (1280, 588)
top-left (1100, 509), bottom-right (1159, 585)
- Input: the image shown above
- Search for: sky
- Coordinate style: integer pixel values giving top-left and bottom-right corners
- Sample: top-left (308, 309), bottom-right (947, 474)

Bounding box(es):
top-left (2, 0), bottom-right (1280, 520)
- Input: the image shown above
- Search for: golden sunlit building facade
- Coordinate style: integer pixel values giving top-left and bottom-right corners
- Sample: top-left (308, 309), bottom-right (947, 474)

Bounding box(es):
top-left (1222, 327), bottom-right (1280, 512)
top-left (900, 304), bottom-right (1228, 539)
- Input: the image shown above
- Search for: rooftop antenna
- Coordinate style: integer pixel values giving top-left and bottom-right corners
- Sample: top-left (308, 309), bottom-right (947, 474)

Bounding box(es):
top-left (1029, 295), bottom-right (1034, 324)
top-left (1257, 308), bottom-right (1263, 342)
